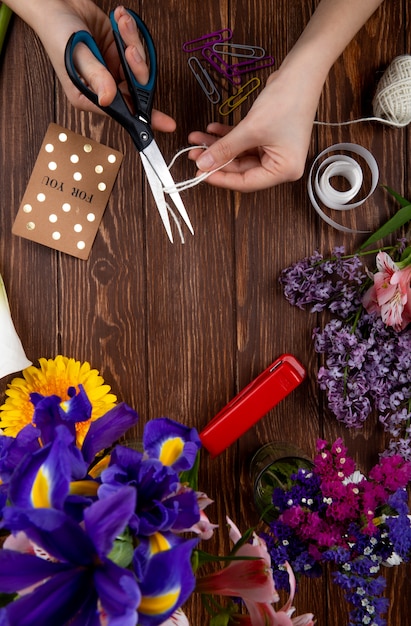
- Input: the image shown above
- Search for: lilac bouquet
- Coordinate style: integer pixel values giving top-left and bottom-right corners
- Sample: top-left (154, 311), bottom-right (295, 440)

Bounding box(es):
top-left (279, 189), bottom-right (411, 459)
top-left (0, 356), bottom-right (313, 626)
top-left (262, 438), bottom-right (411, 626)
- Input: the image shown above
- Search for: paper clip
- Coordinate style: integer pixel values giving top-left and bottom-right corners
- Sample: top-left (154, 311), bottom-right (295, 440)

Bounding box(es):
top-left (188, 56), bottom-right (221, 104)
top-left (182, 29), bottom-right (232, 53)
top-left (201, 47), bottom-right (241, 85)
top-left (218, 77), bottom-right (261, 116)
top-left (230, 55), bottom-right (275, 76)
top-left (212, 42), bottom-right (266, 60)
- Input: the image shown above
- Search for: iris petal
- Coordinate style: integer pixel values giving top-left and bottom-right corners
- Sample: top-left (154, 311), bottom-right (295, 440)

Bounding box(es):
top-left (137, 538), bottom-right (198, 626)
top-left (143, 418), bottom-right (201, 472)
top-left (84, 486), bottom-right (136, 557)
top-left (0, 550), bottom-right (69, 593)
top-left (82, 403), bottom-right (139, 464)
top-left (3, 506), bottom-right (95, 565)
top-left (30, 394), bottom-right (76, 444)
top-left (94, 559), bottom-right (140, 620)
top-left (0, 425), bottom-right (40, 484)
top-left (1, 567), bottom-right (92, 626)
top-left (8, 426), bottom-right (85, 511)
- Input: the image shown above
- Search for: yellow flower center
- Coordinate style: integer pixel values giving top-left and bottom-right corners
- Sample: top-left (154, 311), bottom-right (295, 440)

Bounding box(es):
top-left (139, 589), bottom-right (180, 616)
top-left (149, 532), bottom-right (171, 556)
top-left (159, 437), bottom-right (184, 466)
top-left (69, 480), bottom-right (99, 497)
top-left (31, 465), bottom-right (51, 508)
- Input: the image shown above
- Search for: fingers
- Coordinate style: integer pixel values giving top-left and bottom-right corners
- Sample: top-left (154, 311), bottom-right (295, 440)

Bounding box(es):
top-left (114, 6), bottom-right (175, 133)
top-left (115, 6), bottom-right (149, 85)
top-left (151, 109), bottom-right (177, 133)
top-left (190, 121), bottom-right (258, 173)
top-left (72, 42), bottom-right (117, 107)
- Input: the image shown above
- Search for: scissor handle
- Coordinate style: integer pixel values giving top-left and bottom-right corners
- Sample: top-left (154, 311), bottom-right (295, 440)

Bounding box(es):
top-left (65, 30), bottom-right (106, 108)
top-left (64, 28), bottom-right (155, 151)
top-left (109, 9), bottom-right (157, 121)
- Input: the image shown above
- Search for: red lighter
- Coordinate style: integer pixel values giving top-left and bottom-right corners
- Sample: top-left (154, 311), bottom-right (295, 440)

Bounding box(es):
top-left (199, 354), bottom-right (306, 457)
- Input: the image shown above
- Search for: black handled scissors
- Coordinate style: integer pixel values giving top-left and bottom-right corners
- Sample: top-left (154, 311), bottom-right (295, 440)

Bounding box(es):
top-left (64, 8), bottom-right (193, 243)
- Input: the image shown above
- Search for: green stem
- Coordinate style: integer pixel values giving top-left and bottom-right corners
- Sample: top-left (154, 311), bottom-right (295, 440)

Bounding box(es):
top-left (0, 4), bottom-right (13, 59)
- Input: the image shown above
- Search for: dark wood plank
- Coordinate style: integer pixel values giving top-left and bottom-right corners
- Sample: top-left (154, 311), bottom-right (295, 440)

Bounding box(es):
top-left (1, 1), bottom-right (410, 624)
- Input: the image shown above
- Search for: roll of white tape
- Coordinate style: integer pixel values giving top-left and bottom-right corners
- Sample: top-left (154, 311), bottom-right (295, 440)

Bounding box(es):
top-left (307, 143), bottom-right (379, 232)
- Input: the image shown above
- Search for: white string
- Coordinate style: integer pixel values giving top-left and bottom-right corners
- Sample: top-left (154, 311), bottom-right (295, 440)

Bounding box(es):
top-left (163, 145), bottom-right (234, 195)
top-left (313, 116), bottom-right (401, 127)
top-left (166, 203), bottom-right (185, 244)
top-left (314, 55), bottom-right (411, 129)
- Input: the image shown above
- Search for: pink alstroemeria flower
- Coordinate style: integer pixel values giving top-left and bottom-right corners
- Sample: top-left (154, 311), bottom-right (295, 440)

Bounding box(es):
top-left (273, 562), bottom-right (315, 626)
top-left (175, 489), bottom-right (218, 540)
top-left (196, 516), bottom-right (279, 626)
top-left (196, 518), bottom-right (315, 626)
top-left (362, 251), bottom-right (411, 332)
top-left (159, 608), bottom-right (190, 626)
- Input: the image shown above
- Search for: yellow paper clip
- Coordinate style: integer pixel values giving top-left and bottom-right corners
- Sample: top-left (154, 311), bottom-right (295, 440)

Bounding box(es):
top-left (218, 77), bottom-right (261, 116)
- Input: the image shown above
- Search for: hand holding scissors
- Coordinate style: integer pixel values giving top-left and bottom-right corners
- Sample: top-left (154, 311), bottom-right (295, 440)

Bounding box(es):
top-left (64, 8), bottom-right (193, 243)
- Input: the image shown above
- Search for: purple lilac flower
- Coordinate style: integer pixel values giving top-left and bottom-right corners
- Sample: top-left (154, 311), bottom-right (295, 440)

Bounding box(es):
top-left (313, 312), bottom-right (411, 451)
top-left (279, 247), bottom-right (366, 316)
top-left (280, 246), bottom-right (411, 458)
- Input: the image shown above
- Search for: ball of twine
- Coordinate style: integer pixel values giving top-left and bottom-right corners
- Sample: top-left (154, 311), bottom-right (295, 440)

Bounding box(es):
top-left (372, 54), bottom-right (411, 127)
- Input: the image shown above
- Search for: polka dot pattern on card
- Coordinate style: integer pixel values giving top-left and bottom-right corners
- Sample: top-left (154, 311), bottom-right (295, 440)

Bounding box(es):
top-left (13, 123), bottom-right (123, 259)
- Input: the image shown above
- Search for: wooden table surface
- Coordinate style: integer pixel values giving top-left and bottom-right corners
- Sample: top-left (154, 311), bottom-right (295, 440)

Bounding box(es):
top-left (1, 1), bottom-right (410, 623)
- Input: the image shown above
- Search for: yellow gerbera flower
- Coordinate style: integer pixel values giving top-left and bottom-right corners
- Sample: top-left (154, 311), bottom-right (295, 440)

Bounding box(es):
top-left (0, 355), bottom-right (117, 445)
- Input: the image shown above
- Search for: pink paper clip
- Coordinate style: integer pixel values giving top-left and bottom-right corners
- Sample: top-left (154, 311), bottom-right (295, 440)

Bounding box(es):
top-left (231, 55), bottom-right (275, 76)
top-left (182, 29), bottom-right (232, 53)
top-left (218, 77), bottom-right (261, 116)
top-left (201, 47), bottom-right (241, 85)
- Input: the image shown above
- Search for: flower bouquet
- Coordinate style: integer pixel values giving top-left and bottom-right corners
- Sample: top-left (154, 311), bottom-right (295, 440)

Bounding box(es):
top-left (279, 188), bottom-right (411, 459)
top-left (0, 356), bottom-right (314, 626)
top-left (261, 438), bottom-right (411, 626)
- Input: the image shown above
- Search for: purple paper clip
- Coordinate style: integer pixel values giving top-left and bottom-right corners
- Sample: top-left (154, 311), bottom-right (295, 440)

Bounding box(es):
top-left (212, 42), bottom-right (266, 60)
top-left (231, 55), bottom-right (275, 76)
top-left (182, 29), bottom-right (232, 53)
top-left (201, 47), bottom-right (241, 86)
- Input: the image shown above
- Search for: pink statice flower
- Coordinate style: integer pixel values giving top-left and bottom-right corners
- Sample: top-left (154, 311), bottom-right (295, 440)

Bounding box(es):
top-left (263, 438), bottom-right (411, 625)
top-left (362, 251), bottom-right (411, 332)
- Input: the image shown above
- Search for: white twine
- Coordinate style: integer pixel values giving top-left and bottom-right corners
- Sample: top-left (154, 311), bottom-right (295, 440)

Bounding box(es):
top-left (314, 55), bottom-right (411, 128)
top-left (307, 143), bottom-right (379, 232)
top-left (162, 146), bottom-right (233, 243)
top-left (163, 145), bottom-right (234, 195)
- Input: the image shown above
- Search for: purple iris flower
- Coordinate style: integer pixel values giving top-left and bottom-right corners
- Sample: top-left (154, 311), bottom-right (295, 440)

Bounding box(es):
top-left (133, 534), bottom-right (199, 626)
top-left (99, 445), bottom-right (200, 536)
top-left (31, 387), bottom-right (139, 465)
top-left (0, 486), bottom-right (140, 626)
top-left (143, 417), bottom-right (201, 472)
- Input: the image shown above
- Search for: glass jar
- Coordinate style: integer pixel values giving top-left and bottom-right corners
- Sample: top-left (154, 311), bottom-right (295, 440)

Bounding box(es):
top-left (249, 441), bottom-right (313, 523)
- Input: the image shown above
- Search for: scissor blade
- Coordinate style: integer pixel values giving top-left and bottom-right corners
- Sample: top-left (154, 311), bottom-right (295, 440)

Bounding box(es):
top-left (140, 152), bottom-right (173, 242)
top-left (142, 141), bottom-right (194, 235)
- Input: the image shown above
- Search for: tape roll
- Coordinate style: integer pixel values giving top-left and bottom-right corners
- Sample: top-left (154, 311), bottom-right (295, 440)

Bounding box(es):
top-left (307, 143), bottom-right (379, 232)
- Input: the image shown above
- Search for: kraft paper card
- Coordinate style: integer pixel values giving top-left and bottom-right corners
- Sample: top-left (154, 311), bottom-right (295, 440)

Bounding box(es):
top-left (13, 123), bottom-right (123, 260)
